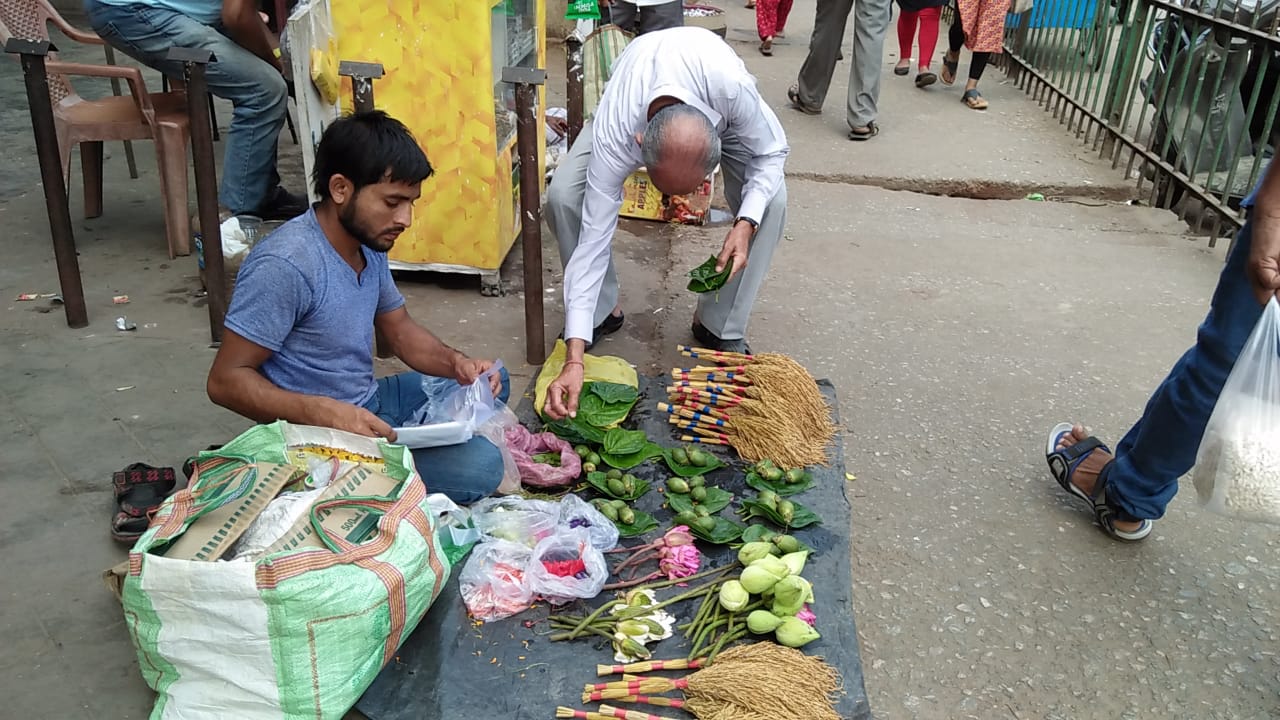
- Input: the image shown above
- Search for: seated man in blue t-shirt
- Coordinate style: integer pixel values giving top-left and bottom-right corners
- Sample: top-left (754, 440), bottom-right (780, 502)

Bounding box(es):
top-left (207, 111), bottom-right (508, 504)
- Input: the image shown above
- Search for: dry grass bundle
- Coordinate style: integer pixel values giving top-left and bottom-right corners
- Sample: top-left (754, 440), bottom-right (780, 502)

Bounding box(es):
top-left (682, 642), bottom-right (843, 720)
top-left (665, 349), bottom-right (836, 467)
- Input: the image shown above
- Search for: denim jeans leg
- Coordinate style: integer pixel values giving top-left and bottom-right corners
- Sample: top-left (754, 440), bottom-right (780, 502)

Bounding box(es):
top-left (1106, 218), bottom-right (1263, 520)
top-left (83, 1), bottom-right (286, 214)
top-left (366, 368), bottom-right (513, 506)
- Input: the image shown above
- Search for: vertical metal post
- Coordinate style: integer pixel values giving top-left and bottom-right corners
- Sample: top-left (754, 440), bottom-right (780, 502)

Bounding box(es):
top-left (565, 33), bottom-right (585, 148)
top-left (168, 47), bottom-right (226, 344)
top-left (5, 38), bottom-right (88, 329)
top-left (337, 61), bottom-right (394, 358)
top-left (502, 66), bottom-right (547, 365)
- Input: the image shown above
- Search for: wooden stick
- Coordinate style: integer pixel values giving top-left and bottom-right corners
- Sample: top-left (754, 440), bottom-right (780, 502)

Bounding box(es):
top-left (668, 380), bottom-right (747, 396)
top-left (657, 402), bottom-right (730, 424)
top-left (666, 416), bottom-right (732, 434)
top-left (677, 345), bottom-right (755, 363)
top-left (598, 704), bottom-right (679, 720)
top-left (679, 402), bottom-right (731, 421)
top-left (666, 388), bottom-right (743, 408)
top-left (555, 708), bottom-right (612, 720)
top-left (594, 677), bottom-right (688, 693)
top-left (680, 434), bottom-right (730, 446)
top-left (669, 420), bottom-right (733, 442)
top-left (581, 692), bottom-right (686, 709)
top-left (680, 365), bottom-right (748, 374)
top-left (670, 370), bottom-right (751, 385)
top-left (597, 658), bottom-right (703, 676)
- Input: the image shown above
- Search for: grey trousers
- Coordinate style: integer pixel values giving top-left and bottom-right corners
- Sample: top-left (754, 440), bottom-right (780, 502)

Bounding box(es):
top-left (795, 0), bottom-right (893, 128)
top-left (608, 1), bottom-right (684, 34)
top-left (546, 122), bottom-right (787, 341)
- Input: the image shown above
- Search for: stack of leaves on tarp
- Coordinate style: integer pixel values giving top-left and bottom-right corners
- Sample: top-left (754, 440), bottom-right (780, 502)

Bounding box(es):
top-left (547, 385), bottom-right (663, 471)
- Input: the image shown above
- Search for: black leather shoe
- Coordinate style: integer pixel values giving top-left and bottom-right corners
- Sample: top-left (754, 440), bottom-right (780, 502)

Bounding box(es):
top-left (253, 186), bottom-right (309, 221)
top-left (691, 321), bottom-right (751, 354)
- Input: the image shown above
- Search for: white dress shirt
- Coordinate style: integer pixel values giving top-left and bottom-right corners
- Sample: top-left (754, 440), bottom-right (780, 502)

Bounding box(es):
top-left (562, 27), bottom-right (790, 343)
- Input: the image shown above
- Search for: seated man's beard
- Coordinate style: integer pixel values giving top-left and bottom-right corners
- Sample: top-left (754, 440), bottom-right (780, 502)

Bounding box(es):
top-left (339, 202), bottom-right (396, 252)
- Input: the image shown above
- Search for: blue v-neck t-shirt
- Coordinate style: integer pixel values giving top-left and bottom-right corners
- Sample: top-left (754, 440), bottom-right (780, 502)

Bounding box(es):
top-left (224, 208), bottom-right (406, 406)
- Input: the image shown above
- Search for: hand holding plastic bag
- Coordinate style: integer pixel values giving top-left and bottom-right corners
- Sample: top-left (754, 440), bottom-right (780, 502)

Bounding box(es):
top-left (1193, 298), bottom-right (1280, 523)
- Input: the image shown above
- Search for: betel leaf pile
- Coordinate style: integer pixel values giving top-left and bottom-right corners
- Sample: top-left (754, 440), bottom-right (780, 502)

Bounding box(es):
top-left (686, 255), bottom-right (732, 294)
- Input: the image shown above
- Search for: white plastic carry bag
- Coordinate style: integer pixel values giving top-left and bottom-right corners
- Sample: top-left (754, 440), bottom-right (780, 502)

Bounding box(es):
top-left (1193, 298), bottom-right (1280, 523)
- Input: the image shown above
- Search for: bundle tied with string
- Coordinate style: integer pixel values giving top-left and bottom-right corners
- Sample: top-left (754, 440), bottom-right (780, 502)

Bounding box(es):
top-left (585, 642), bottom-right (843, 720)
top-left (663, 347), bottom-right (836, 467)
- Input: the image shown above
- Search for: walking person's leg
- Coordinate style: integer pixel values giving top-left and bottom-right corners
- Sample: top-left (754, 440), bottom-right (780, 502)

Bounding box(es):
top-left (917, 7), bottom-right (941, 71)
top-left (791, 0), bottom-right (856, 112)
top-left (776, 0), bottom-right (795, 34)
top-left (941, 15), bottom-right (964, 84)
top-left (896, 8), bottom-right (920, 74)
top-left (847, 0), bottom-right (894, 139)
top-left (1046, 218), bottom-right (1264, 539)
top-left (961, 51), bottom-right (992, 108)
top-left (545, 123), bottom-right (623, 334)
top-left (637, 0), bottom-right (684, 33)
top-left (757, 0), bottom-right (779, 53)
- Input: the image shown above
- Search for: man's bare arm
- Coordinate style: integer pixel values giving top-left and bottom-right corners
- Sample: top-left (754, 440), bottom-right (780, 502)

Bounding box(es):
top-left (207, 329), bottom-right (393, 437)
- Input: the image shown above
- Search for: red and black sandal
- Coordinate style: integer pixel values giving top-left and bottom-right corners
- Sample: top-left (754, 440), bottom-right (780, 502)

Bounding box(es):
top-left (111, 463), bottom-right (177, 543)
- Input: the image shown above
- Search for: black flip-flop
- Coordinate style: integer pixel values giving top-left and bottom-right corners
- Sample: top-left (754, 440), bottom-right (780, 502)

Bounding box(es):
top-left (848, 121), bottom-right (879, 141)
top-left (113, 463), bottom-right (176, 516)
top-left (1045, 423), bottom-right (1152, 541)
top-left (894, 65), bottom-right (910, 76)
top-left (915, 72), bottom-right (937, 88)
top-left (941, 53), bottom-right (959, 85)
top-left (786, 85), bottom-right (821, 115)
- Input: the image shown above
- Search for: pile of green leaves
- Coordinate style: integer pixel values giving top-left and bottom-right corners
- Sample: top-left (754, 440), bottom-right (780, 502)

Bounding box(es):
top-left (600, 428), bottom-right (664, 470)
top-left (546, 381), bottom-right (639, 445)
top-left (686, 255), bottom-right (732, 294)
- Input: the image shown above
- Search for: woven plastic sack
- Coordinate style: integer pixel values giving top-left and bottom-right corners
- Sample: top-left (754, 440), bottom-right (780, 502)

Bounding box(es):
top-left (1193, 298), bottom-right (1280, 523)
top-left (505, 424), bottom-right (582, 488)
top-left (469, 496), bottom-right (561, 547)
top-left (121, 422), bottom-right (450, 720)
top-left (557, 493), bottom-right (619, 551)
top-left (526, 529), bottom-right (609, 605)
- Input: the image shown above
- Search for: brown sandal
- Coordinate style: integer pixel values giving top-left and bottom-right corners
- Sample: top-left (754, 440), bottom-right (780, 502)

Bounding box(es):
top-left (962, 89), bottom-right (989, 110)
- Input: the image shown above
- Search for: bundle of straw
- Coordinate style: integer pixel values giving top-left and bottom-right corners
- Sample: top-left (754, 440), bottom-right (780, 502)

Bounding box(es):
top-left (577, 643), bottom-right (844, 720)
top-left (663, 346), bottom-right (836, 467)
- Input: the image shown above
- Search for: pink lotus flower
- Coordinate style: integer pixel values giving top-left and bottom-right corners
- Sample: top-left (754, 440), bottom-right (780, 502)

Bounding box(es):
top-left (659, 543), bottom-right (701, 580)
top-left (795, 604), bottom-right (817, 627)
top-left (663, 525), bottom-right (696, 547)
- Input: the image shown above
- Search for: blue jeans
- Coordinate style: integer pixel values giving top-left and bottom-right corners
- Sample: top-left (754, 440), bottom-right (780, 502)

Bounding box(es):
top-left (1107, 216), bottom-right (1263, 520)
top-left (84, 1), bottom-right (288, 215)
top-left (363, 369), bottom-right (512, 506)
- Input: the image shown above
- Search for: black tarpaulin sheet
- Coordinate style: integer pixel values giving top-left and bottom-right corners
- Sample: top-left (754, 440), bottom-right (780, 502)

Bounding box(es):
top-left (356, 375), bottom-right (872, 720)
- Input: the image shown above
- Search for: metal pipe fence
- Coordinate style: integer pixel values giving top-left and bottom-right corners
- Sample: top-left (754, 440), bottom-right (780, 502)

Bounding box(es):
top-left (993, 0), bottom-right (1278, 242)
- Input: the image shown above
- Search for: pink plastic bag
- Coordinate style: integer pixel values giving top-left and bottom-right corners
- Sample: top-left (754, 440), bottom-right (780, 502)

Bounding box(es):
top-left (504, 424), bottom-right (582, 488)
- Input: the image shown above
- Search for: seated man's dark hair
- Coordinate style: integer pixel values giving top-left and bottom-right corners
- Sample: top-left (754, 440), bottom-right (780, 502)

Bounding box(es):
top-left (312, 110), bottom-right (433, 200)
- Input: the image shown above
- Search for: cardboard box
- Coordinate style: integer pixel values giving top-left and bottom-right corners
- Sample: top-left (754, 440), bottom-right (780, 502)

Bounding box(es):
top-left (619, 168), bottom-right (714, 225)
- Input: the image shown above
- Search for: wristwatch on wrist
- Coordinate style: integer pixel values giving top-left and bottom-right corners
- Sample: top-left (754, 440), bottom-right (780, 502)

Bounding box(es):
top-left (734, 216), bottom-right (759, 233)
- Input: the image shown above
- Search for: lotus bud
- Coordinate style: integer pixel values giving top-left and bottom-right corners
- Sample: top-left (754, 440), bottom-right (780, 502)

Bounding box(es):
top-left (770, 576), bottom-right (810, 617)
top-left (775, 616), bottom-right (821, 648)
top-left (748, 554), bottom-right (791, 580)
top-left (718, 580), bottom-right (750, 612)
top-left (747, 609), bottom-right (785, 634)
top-left (779, 550), bottom-right (810, 577)
top-left (615, 637), bottom-right (652, 659)
top-left (739, 564), bottom-right (783, 594)
top-left (737, 541), bottom-right (774, 566)
top-left (617, 620), bottom-right (649, 637)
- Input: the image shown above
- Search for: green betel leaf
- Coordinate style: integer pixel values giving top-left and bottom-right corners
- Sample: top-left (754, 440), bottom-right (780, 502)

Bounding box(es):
top-left (586, 471), bottom-right (650, 501)
top-left (576, 393), bottom-right (632, 428)
top-left (686, 255), bottom-right (732, 294)
top-left (603, 428), bottom-right (648, 456)
top-left (687, 516), bottom-right (745, 544)
top-left (614, 509), bottom-right (659, 538)
top-left (600, 442), bottom-right (664, 470)
top-left (744, 470), bottom-right (814, 497)
top-left (545, 417), bottom-right (607, 445)
top-left (739, 497), bottom-right (822, 529)
top-left (666, 486), bottom-right (733, 515)
top-left (588, 382), bottom-right (639, 406)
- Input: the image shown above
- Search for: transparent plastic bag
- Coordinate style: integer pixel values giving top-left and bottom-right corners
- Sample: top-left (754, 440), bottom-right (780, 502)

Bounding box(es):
top-left (1193, 298), bottom-right (1280, 523)
top-left (557, 493), bottom-right (619, 551)
top-left (460, 540), bottom-right (534, 622)
top-left (526, 529), bottom-right (608, 605)
top-left (477, 404), bottom-right (524, 495)
top-left (398, 361), bottom-right (506, 449)
top-left (469, 496), bottom-right (561, 547)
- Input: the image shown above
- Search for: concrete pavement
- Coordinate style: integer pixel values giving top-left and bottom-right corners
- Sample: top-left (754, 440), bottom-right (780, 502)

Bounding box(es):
top-left (3, 4), bottom-right (1278, 720)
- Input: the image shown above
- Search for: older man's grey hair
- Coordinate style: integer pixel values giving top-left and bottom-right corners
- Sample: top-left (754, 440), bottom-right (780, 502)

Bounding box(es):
top-left (641, 104), bottom-right (721, 176)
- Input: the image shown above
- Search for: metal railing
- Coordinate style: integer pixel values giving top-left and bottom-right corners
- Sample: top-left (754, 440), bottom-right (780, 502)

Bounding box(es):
top-left (997, 0), bottom-right (1279, 241)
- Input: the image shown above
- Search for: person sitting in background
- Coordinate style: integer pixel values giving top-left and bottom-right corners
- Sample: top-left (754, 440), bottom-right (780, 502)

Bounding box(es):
top-left (605, 0), bottom-right (684, 34)
top-left (84, 0), bottom-right (307, 219)
top-left (207, 111), bottom-right (508, 505)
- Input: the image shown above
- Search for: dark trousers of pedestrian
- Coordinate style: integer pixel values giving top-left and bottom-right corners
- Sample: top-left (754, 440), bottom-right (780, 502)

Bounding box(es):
top-left (794, 0), bottom-right (893, 129)
top-left (948, 16), bottom-right (990, 81)
top-left (609, 1), bottom-right (684, 34)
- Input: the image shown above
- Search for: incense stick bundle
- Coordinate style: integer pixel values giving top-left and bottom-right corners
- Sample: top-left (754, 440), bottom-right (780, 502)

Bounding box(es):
top-left (678, 345), bottom-right (755, 364)
top-left (581, 692), bottom-right (687, 709)
top-left (555, 708), bottom-right (612, 720)
top-left (680, 435), bottom-right (730, 445)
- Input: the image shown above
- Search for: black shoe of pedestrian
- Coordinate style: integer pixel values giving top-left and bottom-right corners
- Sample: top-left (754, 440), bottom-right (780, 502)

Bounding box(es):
top-left (691, 321), bottom-right (751, 355)
top-left (253, 186), bottom-right (309, 221)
